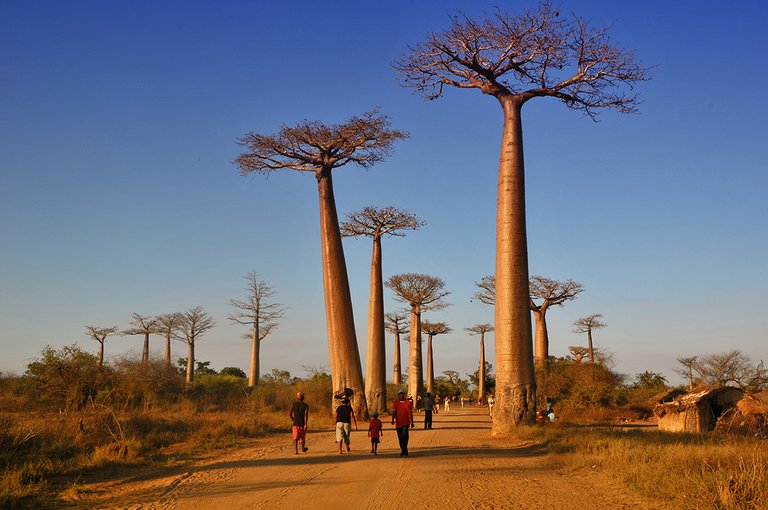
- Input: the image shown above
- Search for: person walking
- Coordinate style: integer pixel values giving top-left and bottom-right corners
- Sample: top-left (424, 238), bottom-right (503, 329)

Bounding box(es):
top-left (368, 411), bottom-right (383, 455)
top-left (391, 389), bottom-right (414, 457)
top-left (335, 397), bottom-right (357, 454)
top-left (422, 392), bottom-right (434, 429)
top-left (444, 395), bottom-right (451, 412)
top-left (290, 392), bottom-right (309, 454)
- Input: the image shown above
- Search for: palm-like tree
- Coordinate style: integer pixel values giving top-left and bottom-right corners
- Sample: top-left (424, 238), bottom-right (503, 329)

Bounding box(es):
top-left (529, 276), bottom-right (583, 365)
top-left (121, 313), bottom-right (160, 364)
top-left (175, 307), bottom-right (215, 383)
top-left (86, 325), bottom-right (118, 368)
top-left (235, 110), bottom-right (407, 420)
top-left (421, 320), bottom-right (452, 395)
top-left (395, 2), bottom-right (648, 430)
top-left (342, 206), bottom-right (424, 414)
top-left (385, 311), bottom-right (409, 386)
top-left (385, 273), bottom-right (449, 399)
top-left (465, 323), bottom-right (494, 403)
top-left (573, 314), bottom-right (606, 363)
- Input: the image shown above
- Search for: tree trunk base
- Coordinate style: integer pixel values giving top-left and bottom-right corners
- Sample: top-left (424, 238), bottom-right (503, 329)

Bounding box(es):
top-left (492, 383), bottom-right (536, 433)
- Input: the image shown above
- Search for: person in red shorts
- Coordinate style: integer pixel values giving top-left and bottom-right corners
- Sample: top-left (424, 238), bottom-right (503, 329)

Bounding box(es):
top-left (290, 392), bottom-right (309, 454)
top-left (391, 389), bottom-right (414, 457)
top-left (368, 411), bottom-right (383, 455)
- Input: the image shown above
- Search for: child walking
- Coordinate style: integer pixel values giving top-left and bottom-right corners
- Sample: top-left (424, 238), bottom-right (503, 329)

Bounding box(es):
top-left (368, 411), bottom-right (383, 455)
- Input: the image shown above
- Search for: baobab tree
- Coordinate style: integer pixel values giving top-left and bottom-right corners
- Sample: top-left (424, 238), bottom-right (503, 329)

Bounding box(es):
top-left (86, 325), bottom-right (118, 368)
top-left (341, 206), bottom-right (424, 414)
top-left (175, 307), bottom-right (215, 383)
top-left (121, 313), bottom-right (159, 364)
top-left (235, 110), bottom-right (407, 420)
top-left (421, 320), bottom-right (452, 395)
top-left (473, 275), bottom-right (496, 305)
top-left (385, 273), bottom-right (449, 399)
top-left (573, 313), bottom-right (606, 363)
top-left (466, 323), bottom-right (494, 403)
top-left (395, 2), bottom-right (649, 430)
top-left (675, 356), bottom-right (699, 389)
top-left (530, 276), bottom-right (583, 366)
top-left (155, 312), bottom-right (182, 369)
top-left (228, 272), bottom-right (285, 387)
top-left (385, 311), bottom-right (409, 386)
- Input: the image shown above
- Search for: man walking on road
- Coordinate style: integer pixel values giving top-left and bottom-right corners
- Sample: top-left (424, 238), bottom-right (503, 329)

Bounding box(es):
top-left (423, 392), bottom-right (434, 429)
top-left (391, 389), bottom-right (414, 457)
top-left (290, 392), bottom-right (309, 454)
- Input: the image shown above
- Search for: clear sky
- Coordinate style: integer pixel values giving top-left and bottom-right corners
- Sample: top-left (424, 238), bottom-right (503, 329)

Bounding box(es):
top-left (2, 1), bottom-right (766, 387)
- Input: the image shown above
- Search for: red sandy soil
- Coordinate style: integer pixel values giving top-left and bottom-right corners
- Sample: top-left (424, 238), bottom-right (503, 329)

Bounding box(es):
top-left (67, 407), bottom-right (668, 510)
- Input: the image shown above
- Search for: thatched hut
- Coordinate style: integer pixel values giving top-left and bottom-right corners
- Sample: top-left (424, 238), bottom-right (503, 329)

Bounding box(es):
top-left (653, 387), bottom-right (744, 433)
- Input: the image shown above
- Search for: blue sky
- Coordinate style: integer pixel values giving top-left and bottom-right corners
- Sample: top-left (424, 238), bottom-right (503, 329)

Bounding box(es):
top-left (1, 1), bottom-right (766, 386)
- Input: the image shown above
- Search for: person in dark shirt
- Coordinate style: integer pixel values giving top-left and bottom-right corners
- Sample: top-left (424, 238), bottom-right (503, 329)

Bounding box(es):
top-left (290, 392), bottom-right (309, 454)
top-left (335, 397), bottom-right (358, 454)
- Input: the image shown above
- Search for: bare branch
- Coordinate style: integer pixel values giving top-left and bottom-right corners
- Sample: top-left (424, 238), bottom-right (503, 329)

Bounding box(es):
top-left (385, 273), bottom-right (450, 312)
top-left (341, 205), bottom-right (425, 239)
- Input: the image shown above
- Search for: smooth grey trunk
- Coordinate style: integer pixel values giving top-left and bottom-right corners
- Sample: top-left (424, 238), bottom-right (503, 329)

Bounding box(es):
top-left (98, 342), bottom-right (104, 369)
top-left (587, 330), bottom-right (594, 362)
top-left (365, 236), bottom-right (387, 415)
top-left (426, 334), bottom-right (434, 395)
top-left (249, 321), bottom-right (260, 387)
top-left (478, 333), bottom-right (486, 403)
top-left (317, 169), bottom-right (368, 420)
top-left (142, 333), bottom-right (150, 364)
top-left (165, 334), bottom-right (172, 369)
top-left (493, 95), bottom-right (536, 432)
top-left (406, 306), bottom-right (424, 399)
top-left (533, 308), bottom-right (549, 365)
top-left (186, 341), bottom-right (195, 384)
top-left (393, 330), bottom-right (402, 386)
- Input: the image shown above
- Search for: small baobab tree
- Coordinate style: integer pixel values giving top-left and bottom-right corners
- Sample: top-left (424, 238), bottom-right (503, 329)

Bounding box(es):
top-left (529, 276), bottom-right (583, 365)
top-left (342, 205), bottom-right (424, 414)
top-left (385, 310), bottom-right (409, 386)
top-left (395, 1), bottom-right (649, 431)
top-left (86, 325), bottom-right (118, 368)
top-left (675, 356), bottom-right (699, 389)
top-left (228, 272), bottom-right (285, 387)
top-left (421, 320), bottom-right (452, 395)
top-left (155, 312), bottom-right (182, 369)
top-left (121, 313), bottom-right (160, 364)
top-left (466, 323), bottom-right (494, 403)
top-left (385, 273), bottom-right (450, 400)
top-left (175, 307), bottom-right (215, 383)
top-left (235, 110), bottom-right (407, 421)
top-left (568, 345), bottom-right (589, 363)
top-left (573, 313), bottom-right (606, 363)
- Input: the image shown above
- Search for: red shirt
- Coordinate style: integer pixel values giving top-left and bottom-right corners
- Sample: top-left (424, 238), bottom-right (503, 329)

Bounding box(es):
top-left (368, 418), bottom-right (383, 438)
top-left (392, 398), bottom-right (413, 428)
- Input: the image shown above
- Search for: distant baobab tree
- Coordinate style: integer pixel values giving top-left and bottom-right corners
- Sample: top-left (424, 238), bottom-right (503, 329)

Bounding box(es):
top-left (465, 323), bottom-right (494, 403)
top-left (385, 273), bottom-right (450, 400)
top-left (675, 356), bottom-right (699, 389)
top-left (155, 312), bottom-right (182, 369)
top-left (395, 2), bottom-right (649, 431)
top-left (573, 314), bottom-right (606, 363)
top-left (228, 272), bottom-right (285, 387)
top-left (86, 325), bottom-right (118, 368)
top-left (385, 311), bottom-right (409, 386)
top-left (342, 205), bottom-right (424, 414)
top-left (421, 320), bottom-right (452, 395)
top-left (235, 110), bottom-right (407, 420)
top-left (121, 313), bottom-right (159, 364)
top-left (530, 276), bottom-right (583, 366)
top-left (568, 346), bottom-right (589, 363)
top-left (175, 307), bottom-right (215, 383)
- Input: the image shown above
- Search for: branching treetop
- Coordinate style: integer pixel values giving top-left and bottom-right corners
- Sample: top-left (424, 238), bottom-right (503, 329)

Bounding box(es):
top-left (341, 205), bottom-right (425, 239)
top-left (393, 1), bottom-right (650, 116)
top-left (473, 275), bottom-right (496, 305)
top-left (175, 307), bottom-right (215, 344)
top-left (573, 313), bottom-right (606, 333)
top-left (228, 272), bottom-right (285, 328)
top-left (234, 109), bottom-right (408, 177)
top-left (529, 276), bottom-right (584, 312)
top-left (421, 320), bottom-right (453, 337)
top-left (385, 311), bottom-right (410, 335)
top-left (121, 313), bottom-right (160, 336)
top-left (86, 325), bottom-right (118, 342)
top-left (466, 323), bottom-right (494, 335)
top-left (385, 273), bottom-right (450, 311)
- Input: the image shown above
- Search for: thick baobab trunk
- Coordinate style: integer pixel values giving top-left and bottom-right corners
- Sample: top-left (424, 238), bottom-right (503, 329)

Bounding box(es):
top-left (142, 333), bottom-right (150, 364)
top-left (249, 322), bottom-right (260, 387)
top-left (478, 333), bottom-right (486, 403)
top-left (587, 330), bottom-right (594, 362)
top-left (393, 331), bottom-right (402, 386)
top-left (426, 335), bottom-right (434, 395)
top-left (406, 306), bottom-right (424, 400)
top-left (98, 342), bottom-right (104, 369)
top-left (533, 309), bottom-right (549, 365)
top-left (317, 169), bottom-right (368, 420)
top-left (165, 334), bottom-right (172, 369)
top-left (493, 96), bottom-right (536, 432)
top-left (186, 341), bottom-right (195, 384)
top-left (365, 236), bottom-right (387, 415)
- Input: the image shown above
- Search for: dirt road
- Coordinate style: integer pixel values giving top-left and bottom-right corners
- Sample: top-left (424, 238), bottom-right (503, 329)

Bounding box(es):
top-left (76, 407), bottom-right (661, 510)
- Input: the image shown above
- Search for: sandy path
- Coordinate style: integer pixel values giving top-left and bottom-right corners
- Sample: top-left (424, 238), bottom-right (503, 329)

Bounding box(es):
top-left (76, 407), bottom-right (666, 510)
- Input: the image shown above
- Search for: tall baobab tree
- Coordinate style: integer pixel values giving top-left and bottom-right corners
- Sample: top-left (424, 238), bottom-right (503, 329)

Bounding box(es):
top-left (385, 311), bottom-right (409, 386)
top-left (530, 276), bottom-right (583, 366)
top-left (175, 307), bottom-right (215, 383)
top-left (155, 312), bottom-right (182, 369)
top-left (235, 110), bottom-right (407, 420)
top-left (421, 320), bottom-right (452, 395)
top-left (573, 313), bottom-right (606, 363)
top-left (121, 313), bottom-right (159, 364)
top-left (342, 206), bottom-right (424, 414)
top-left (385, 273), bottom-right (450, 399)
top-left (86, 325), bottom-right (118, 368)
top-left (466, 323), bottom-right (494, 403)
top-left (395, 2), bottom-right (649, 431)
top-left (228, 272), bottom-right (285, 387)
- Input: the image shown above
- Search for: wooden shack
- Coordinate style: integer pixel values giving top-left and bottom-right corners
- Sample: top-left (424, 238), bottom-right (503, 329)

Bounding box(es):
top-left (653, 387), bottom-right (744, 433)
